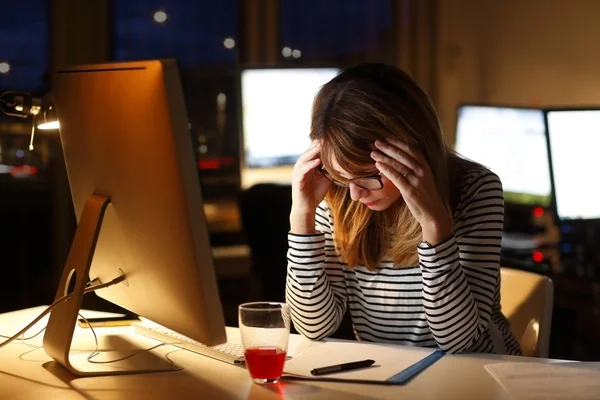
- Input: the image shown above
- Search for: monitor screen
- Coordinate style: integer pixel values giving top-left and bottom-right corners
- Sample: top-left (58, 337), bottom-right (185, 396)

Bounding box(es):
top-left (240, 67), bottom-right (340, 168)
top-left (455, 105), bottom-right (552, 207)
top-left (546, 110), bottom-right (600, 221)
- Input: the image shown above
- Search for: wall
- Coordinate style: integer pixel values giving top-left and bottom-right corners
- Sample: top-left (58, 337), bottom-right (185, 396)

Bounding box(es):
top-left (435, 0), bottom-right (600, 144)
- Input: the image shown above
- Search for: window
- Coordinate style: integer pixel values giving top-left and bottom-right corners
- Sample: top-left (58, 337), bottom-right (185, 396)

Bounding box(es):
top-left (0, 1), bottom-right (49, 91)
top-left (0, 2), bottom-right (50, 181)
top-left (113, 0), bottom-right (238, 67)
top-left (280, 0), bottom-right (394, 63)
top-left (112, 1), bottom-right (241, 199)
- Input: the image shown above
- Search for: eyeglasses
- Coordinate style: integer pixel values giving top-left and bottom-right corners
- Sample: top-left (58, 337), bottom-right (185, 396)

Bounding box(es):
top-left (319, 168), bottom-right (384, 191)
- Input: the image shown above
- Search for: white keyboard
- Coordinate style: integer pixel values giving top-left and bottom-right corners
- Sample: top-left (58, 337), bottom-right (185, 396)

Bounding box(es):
top-left (501, 232), bottom-right (539, 250)
top-left (133, 319), bottom-right (245, 365)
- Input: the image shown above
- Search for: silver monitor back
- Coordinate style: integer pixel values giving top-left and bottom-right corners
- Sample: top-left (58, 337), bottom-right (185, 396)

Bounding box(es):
top-left (47, 59), bottom-right (226, 367)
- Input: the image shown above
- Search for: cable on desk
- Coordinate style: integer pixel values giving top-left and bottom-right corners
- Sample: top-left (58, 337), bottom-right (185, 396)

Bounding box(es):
top-left (2, 274), bottom-right (181, 369)
top-left (18, 345), bottom-right (44, 361)
top-left (0, 274), bottom-right (127, 349)
top-left (79, 313), bottom-right (182, 367)
top-left (0, 323), bottom-right (47, 342)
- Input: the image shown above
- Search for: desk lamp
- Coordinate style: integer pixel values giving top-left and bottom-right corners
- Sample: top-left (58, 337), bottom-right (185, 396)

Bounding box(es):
top-left (0, 91), bottom-right (60, 149)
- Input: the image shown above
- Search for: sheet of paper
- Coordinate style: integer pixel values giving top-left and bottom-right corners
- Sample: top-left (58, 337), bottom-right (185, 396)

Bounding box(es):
top-left (283, 340), bottom-right (435, 382)
top-left (485, 361), bottom-right (600, 400)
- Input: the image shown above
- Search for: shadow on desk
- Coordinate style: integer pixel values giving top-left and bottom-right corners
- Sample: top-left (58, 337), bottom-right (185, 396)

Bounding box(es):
top-left (39, 358), bottom-right (378, 400)
top-left (42, 362), bottom-right (96, 400)
top-left (246, 379), bottom-right (381, 400)
top-left (0, 368), bottom-right (69, 391)
top-left (39, 356), bottom-right (235, 400)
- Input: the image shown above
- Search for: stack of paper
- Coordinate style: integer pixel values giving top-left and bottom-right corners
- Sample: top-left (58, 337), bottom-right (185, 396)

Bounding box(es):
top-left (485, 361), bottom-right (600, 400)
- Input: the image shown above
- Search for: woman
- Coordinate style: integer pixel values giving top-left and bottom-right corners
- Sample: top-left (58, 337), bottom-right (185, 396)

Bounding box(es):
top-left (286, 63), bottom-right (521, 355)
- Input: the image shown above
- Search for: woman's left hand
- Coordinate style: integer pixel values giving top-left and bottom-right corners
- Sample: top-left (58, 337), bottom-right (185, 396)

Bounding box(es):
top-left (371, 138), bottom-right (453, 244)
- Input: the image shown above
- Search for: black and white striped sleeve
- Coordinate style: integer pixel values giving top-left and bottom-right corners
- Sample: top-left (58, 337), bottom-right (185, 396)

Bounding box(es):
top-left (418, 170), bottom-right (504, 353)
top-left (285, 203), bottom-right (347, 340)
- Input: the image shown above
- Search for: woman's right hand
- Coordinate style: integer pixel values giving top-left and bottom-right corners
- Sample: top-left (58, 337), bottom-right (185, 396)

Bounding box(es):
top-left (290, 141), bottom-right (331, 232)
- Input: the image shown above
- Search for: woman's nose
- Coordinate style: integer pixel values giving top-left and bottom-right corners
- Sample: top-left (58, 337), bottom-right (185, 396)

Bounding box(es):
top-left (349, 183), bottom-right (368, 201)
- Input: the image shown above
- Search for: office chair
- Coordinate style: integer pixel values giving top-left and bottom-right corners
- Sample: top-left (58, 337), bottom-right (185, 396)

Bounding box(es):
top-left (238, 183), bottom-right (355, 340)
top-left (500, 267), bottom-right (554, 357)
top-left (238, 183), bottom-right (293, 303)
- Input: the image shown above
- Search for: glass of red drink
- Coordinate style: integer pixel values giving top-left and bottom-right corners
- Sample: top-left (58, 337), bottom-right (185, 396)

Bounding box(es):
top-left (238, 302), bottom-right (291, 384)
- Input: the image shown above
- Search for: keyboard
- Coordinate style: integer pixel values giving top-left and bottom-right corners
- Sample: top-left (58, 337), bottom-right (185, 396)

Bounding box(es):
top-left (501, 232), bottom-right (539, 250)
top-left (133, 319), bottom-right (245, 364)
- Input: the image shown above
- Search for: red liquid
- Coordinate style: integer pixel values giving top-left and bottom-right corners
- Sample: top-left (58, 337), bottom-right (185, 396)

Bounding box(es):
top-left (244, 347), bottom-right (287, 381)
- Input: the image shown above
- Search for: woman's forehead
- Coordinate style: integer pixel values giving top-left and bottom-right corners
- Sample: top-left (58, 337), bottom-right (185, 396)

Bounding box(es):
top-left (328, 154), bottom-right (377, 179)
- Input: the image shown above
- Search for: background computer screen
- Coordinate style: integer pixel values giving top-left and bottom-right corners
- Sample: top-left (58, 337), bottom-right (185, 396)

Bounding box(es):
top-left (240, 67), bottom-right (340, 168)
top-left (546, 110), bottom-right (600, 220)
top-left (455, 105), bottom-right (552, 207)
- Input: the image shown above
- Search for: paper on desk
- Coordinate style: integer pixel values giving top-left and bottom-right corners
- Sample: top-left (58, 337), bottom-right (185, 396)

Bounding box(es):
top-left (485, 361), bottom-right (600, 400)
top-left (282, 340), bottom-right (436, 383)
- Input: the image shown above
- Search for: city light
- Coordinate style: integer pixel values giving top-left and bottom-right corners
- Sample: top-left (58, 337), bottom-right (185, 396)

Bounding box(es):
top-left (292, 49), bottom-right (302, 59)
top-left (223, 37), bottom-right (235, 49)
top-left (281, 47), bottom-right (292, 58)
top-left (0, 62), bottom-right (10, 74)
top-left (216, 93), bottom-right (226, 106)
top-left (153, 10), bottom-right (167, 23)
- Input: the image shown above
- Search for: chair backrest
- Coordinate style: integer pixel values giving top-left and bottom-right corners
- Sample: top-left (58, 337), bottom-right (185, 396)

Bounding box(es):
top-left (238, 183), bottom-right (293, 302)
top-left (238, 183), bottom-right (357, 340)
top-left (500, 267), bottom-right (554, 358)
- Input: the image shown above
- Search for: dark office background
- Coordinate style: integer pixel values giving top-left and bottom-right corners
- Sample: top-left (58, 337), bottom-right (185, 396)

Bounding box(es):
top-left (1, 0), bottom-right (600, 361)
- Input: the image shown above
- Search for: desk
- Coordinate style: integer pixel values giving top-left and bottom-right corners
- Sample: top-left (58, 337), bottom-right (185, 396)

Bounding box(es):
top-left (0, 307), bottom-right (552, 400)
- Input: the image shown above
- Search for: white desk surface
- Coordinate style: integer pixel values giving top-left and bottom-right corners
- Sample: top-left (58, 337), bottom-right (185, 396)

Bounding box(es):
top-left (0, 306), bottom-right (553, 400)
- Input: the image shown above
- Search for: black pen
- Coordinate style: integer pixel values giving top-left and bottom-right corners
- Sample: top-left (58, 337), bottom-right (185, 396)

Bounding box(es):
top-left (310, 359), bottom-right (375, 376)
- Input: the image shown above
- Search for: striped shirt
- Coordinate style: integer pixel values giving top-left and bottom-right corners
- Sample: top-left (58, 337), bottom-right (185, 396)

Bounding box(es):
top-left (286, 167), bottom-right (522, 355)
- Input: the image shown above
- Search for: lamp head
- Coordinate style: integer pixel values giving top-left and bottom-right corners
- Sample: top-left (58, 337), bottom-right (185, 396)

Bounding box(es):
top-left (37, 105), bottom-right (59, 130)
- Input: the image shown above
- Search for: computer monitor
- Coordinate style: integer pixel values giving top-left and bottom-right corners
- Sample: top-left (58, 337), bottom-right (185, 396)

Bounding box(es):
top-left (545, 109), bottom-right (600, 221)
top-left (454, 104), bottom-right (552, 207)
top-left (239, 67), bottom-right (340, 188)
top-left (42, 59), bottom-right (226, 376)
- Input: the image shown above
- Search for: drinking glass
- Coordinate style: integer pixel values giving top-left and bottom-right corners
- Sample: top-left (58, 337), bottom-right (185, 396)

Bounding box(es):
top-left (238, 302), bottom-right (291, 384)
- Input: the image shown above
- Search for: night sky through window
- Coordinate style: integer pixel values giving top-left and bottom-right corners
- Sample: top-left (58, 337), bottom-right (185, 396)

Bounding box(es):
top-left (0, 0), bottom-right (393, 93)
top-left (113, 0), bottom-right (238, 67)
top-left (280, 0), bottom-right (393, 61)
top-left (0, 1), bottom-right (49, 91)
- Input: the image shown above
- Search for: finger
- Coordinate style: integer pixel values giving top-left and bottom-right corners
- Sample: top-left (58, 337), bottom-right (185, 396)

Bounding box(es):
top-left (383, 137), bottom-right (427, 167)
top-left (375, 161), bottom-right (415, 198)
top-left (374, 139), bottom-right (421, 171)
top-left (370, 150), bottom-right (419, 185)
top-left (294, 142), bottom-right (321, 171)
top-left (373, 140), bottom-right (422, 176)
top-left (370, 150), bottom-right (409, 175)
top-left (294, 158), bottom-right (322, 180)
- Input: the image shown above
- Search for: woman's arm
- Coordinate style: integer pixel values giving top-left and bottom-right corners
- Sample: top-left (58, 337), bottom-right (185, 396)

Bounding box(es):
top-left (418, 170), bottom-right (504, 353)
top-left (286, 203), bottom-right (348, 340)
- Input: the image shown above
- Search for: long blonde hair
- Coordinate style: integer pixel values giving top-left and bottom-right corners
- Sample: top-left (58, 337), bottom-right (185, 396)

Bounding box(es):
top-left (311, 63), bottom-right (463, 270)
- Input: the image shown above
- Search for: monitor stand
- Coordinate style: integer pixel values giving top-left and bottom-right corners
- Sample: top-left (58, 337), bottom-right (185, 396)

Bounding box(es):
top-left (42, 194), bottom-right (180, 376)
